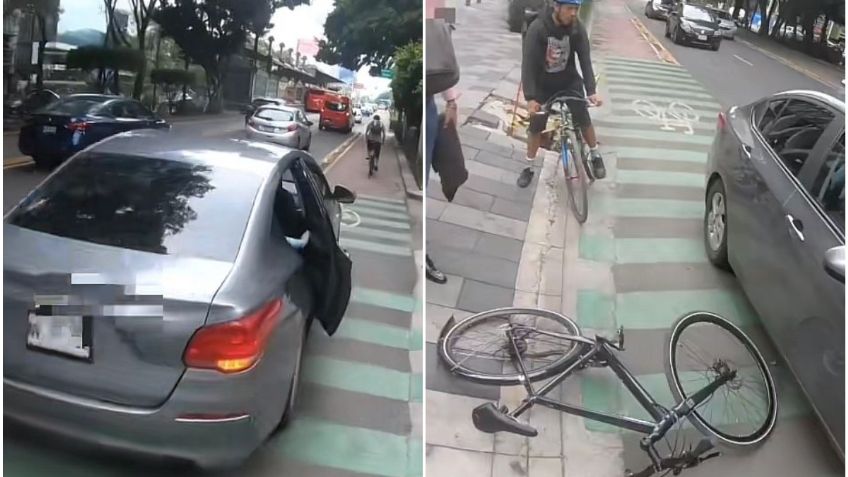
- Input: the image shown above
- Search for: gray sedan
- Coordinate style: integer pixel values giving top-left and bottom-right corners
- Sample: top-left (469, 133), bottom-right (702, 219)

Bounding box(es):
top-left (246, 105), bottom-right (313, 151)
top-left (4, 130), bottom-right (355, 468)
top-left (704, 90), bottom-right (844, 457)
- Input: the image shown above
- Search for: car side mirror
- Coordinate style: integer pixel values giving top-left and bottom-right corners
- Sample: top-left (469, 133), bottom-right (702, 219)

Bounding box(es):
top-left (332, 185), bottom-right (356, 204)
top-left (306, 120), bottom-right (314, 126)
top-left (824, 246), bottom-right (845, 283)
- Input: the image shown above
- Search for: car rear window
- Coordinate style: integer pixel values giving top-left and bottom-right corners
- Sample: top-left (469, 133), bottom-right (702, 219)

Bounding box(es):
top-left (7, 153), bottom-right (264, 261)
top-left (326, 102), bottom-right (348, 112)
top-left (256, 108), bottom-right (295, 122)
top-left (683, 6), bottom-right (715, 22)
top-left (42, 98), bottom-right (108, 116)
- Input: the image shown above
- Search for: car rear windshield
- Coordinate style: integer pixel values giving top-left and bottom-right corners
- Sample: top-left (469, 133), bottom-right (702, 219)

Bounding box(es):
top-left (256, 108), bottom-right (295, 122)
top-left (7, 153), bottom-right (264, 261)
top-left (711, 10), bottom-right (730, 20)
top-left (326, 102), bottom-right (347, 112)
top-left (42, 98), bottom-right (108, 116)
top-left (683, 6), bottom-right (715, 22)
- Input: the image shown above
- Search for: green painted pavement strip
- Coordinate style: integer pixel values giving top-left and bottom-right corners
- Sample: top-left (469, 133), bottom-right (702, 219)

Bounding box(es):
top-left (341, 237), bottom-right (412, 257)
top-left (603, 64), bottom-right (696, 80)
top-left (594, 196), bottom-right (704, 219)
top-left (344, 225), bottom-right (411, 243)
top-left (578, 289), bottom-right (616, 330)
top-left (604, 76), bottom-right (709, 92)
top-left (337, 318), bottom-right (422, 350)
top-left (595, 128), bottom-right (714, 147)
top-left (357, 193), bottom-right (406, 205)
top-left (351, 205), bottom-right (410, 221)
top-left (594, 116), bottom-right (717, 131)
top-left (302, 356), bottom-right (416, 402)
top-left (275, 417), bottom-right (422, 477)
top-left (581, 368), bottom-right (810, 433)
top-left (580, 236), bottom-right (707, 264)
top-left (604, 147), bottom-right (708, 163)
top-left (603, 69), bottom-right (701, 85)
top-left (4, 444), bottom-right (122, 477)
top-left (356, 198), bottom-right (409, 212)
top-left (350, 215), bottom-right (411, 230)
top-left (609, 84), bottom-right (714, 100)
top-left (617, 169), bottom-right (705, 188)
top-left (601, 56), bottom-right (688, 71)
top-left (605, 93), bottom-right (722, 111)
top-left (352, 286), bottom-right (417, 313)
top-left (616, 289), bottom-right (759, 329)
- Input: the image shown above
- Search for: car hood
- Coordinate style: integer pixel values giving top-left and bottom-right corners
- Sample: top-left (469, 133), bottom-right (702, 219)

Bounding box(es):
top-left (684, 18), bottom-right (720, 30)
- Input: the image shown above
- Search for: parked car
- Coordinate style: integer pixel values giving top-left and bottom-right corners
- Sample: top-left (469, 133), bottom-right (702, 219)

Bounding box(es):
top-left (243, 97), bottom-right (287, 123)
top-left (704, 90), bottom-right (845, 457)
top-left (18, 94), bottom-right (170, 169)
top-left (246, 105), bottom-right (313, 150)
top-left (4, 130), bottom-right (355, 469)
top-left (319, 96), bottom-right (354, 133)
top-left (665, 3), bottom-right (723, 51)
top-left (706, 7), bottom-right (737, 39)
top-left (507, 0), bottom-right (545, 33)
top-left (645, 0), bottom-right (674, 20)
top-left (7, 88), bottom-right (60, 119)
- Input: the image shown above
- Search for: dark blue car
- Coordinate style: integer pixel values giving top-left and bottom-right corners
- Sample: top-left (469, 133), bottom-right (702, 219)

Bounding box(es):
top-left (18, 94), bottom-right (170, 168)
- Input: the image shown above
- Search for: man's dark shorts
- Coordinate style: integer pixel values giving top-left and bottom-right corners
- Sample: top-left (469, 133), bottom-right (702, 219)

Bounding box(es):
top-left (527, 90), bottom-right (592, 134)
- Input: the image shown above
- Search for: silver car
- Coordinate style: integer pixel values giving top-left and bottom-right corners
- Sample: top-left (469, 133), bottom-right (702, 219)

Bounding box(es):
top-left (246, 105), bottom-right (313, 151)
top-left (707, 7), bottom-right (737, 39)
top-left (704, 90), bottom-right (845, 456)
top-left (4, 130), bottom-right (355, 468)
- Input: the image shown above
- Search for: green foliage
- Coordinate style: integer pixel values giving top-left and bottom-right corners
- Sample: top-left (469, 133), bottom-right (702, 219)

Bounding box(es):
top-left (390, 42), bottom-right (422, 127)
top-left (316, 0), bottom-right (422, 70)
top-left (66, 46), bottom-right (145, 72)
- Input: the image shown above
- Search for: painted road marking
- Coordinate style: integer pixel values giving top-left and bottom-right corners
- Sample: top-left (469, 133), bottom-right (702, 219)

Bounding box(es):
top-left (344, 226), bottom-right (411, 243)
top-left (348, 215), bottom-right (410, 230)
top-left (357, 193), bottom-right (406, 205)
top-left (594, 127), bottom-right (714, 146)
top-left (734, 54), bottom-right (754, 66)
top-left (616, 289), bottom-right (759, 329)
top-left (354, 199), bottom-right (409, 213)
top-left (601, 56), bottom-right (685, 70)
top-left (352, 287), bottom-right (417, 313)
top-left (341, 237), bottom-right (411, 257)
top-left (604, 76), bottom-right (709, 92)
top-left (349, 205), bottom-right (410, 221)
top-left (276, 417), bottom-right (422, 477)
top-left (336, 318), bottom-right (423, 351)
top-left (609, 147), bottom-right (708, 163)
top-left (603, 69), bottom-right (701, 85)
top-left (609, 93), bottom-right (722, 111)
top-left (302, 356), bottom-right (416, 402)
top-left (579, 236), bottom-right (707, 264)
top-left (629, 99), bottom-right (701, 135)
top-left (611, 84), bottom-right (714, 100)
top-left (595, 197), bottom-right (704, 219)
top-left (616, 169), bottom-right (705, 188)
top-left (603, 64), bottom-right (695, 80)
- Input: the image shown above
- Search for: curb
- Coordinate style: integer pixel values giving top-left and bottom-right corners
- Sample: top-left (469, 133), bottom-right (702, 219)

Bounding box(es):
top-left (629, 17), bottom-right (680, 65)
top-left (322, 132), bottom-right (361, 172)
top-left (3, 157), bottom-right (34, 169)
top-left (393, 137), bottom-right (423, 201)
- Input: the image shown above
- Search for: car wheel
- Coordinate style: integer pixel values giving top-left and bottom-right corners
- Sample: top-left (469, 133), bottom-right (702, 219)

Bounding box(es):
top-left (712, 40), bottom-right (721, 51)
top-left (645, 3), bottom-right (652, 18)
top-left (704, 179), bottom-right (731, 270)
top-left (673, 25), bottom-right (681, 44)
top-left (274, 318), bottom-right (310, 433)
top-left (32, 154), bottom-right (57, 170)
top-left (665, 21), bottom-right (671, 38)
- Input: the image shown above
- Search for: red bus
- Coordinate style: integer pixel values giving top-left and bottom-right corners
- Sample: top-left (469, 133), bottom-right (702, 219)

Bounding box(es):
top-left (305, 88), bottom-right (333, 113)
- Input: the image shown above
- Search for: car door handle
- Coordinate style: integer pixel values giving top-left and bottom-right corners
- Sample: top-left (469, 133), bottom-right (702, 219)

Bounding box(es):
top-left (786, 214), bottom-right (805, 242)
top-left (741, 144), bottom-right (752, 158)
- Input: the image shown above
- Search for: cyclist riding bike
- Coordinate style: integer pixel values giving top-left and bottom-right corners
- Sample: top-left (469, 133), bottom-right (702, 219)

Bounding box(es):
top-left (518, 0), bottom-right (606, 188)
top-left (365, 114), bottom-right (387, 171)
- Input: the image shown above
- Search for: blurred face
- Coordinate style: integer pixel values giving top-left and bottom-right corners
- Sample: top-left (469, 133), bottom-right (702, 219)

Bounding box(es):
top-left (554, 4), bottom-right (580, 25)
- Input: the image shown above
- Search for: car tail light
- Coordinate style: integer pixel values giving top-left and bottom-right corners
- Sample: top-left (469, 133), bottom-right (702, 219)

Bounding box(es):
top-left (287, 124), bottom-right (298, 132)
top-left (717, 112), bottom-right (727, 131)
top-left (184, 299), bottom-right (283, 373)
top-left (66, 121), bottom-right (90, 133)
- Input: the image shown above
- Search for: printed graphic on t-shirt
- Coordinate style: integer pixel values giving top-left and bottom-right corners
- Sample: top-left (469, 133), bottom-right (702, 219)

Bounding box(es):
top-left (545, 36), bottom-right (570, 73)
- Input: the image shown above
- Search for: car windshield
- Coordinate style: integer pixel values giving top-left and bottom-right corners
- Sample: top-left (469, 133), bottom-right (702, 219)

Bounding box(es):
top-left (256, 108), bottom-right (295, 122)
top-left (710, 9), bottom-right (730, 20)
top-left (42, 97), bottom-right (108, 116)
top-left (6, 153), bottom-right (264, 261)
top-left (326, 102), bottom-right (348, 112)
top-left (683, 6), bottom-right (715, 22)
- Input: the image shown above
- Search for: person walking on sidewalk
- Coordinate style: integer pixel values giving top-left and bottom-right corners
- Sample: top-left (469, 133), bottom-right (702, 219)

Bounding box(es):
top-left (517, 0), bottom-right (607, 188)
top-left (365, 114), bottom-right (387, 171)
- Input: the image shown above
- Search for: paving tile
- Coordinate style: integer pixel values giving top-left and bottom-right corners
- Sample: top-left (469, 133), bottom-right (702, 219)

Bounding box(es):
top-left (425, 342), bottom-right (501, 401)
top-left (432, 247), bottom-right (519, 289)
top-left (427, 273), bottom-right (464, 308)
top-left (472, 151), bottom-right (529, 173)
top-left (476, 233), bottom-right (524, 262)
top-left (491, 197), bottom-right (534, 221)
top-left (493, 454), bottom-right (529, 477)
top-left (451, 187), bottom-right (497, 211)
top-left (459, 125), bottom-right (492, 141)
top-left (427, 198), bottom-right (448, 220)
top-left (458, 279), bottom-right (516, 313)
top-left (528, 457), bottom-right (562, 477)
top-left (426, 390), bottom-right (496, 452)
top-left (427, 219), bottom-right (481, 251)
top-left (441, 203), bottom-right (527, 241)
top-left (466, 160), bottom-right (517, 185)
top-left (463, 145), bottom-right (482, 161)
top-left (425, 303), bottom-right (473, 344)
top-left (464, 174), bottom-right (537, 204)
top-left (426, 445), bottom-right (494, 477)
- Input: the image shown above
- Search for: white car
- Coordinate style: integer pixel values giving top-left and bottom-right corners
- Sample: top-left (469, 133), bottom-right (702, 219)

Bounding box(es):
top-left (354, 109), bottom-right (363, 123)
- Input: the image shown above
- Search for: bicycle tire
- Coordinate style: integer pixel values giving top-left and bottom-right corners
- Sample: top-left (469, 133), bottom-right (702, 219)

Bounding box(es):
top-left (665, 312), bottom-right (777, 449)
top-left (368, 154), bottom-right (375, 177)
top-left (439, 307), bottom-right (587, 385)
top-left (562, 131), bottom-right (589, 224)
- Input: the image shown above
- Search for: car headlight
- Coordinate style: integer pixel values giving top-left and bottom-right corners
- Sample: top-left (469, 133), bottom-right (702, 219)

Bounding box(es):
top-left (680, 21), bottom-right (694, 32)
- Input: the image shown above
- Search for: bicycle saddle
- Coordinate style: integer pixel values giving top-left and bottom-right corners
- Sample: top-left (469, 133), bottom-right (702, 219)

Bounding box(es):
top-left (472, 403), bottom-right (538, 437)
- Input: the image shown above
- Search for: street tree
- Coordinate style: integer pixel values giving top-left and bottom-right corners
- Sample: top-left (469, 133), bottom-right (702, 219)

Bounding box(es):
top-left (390, 41), bottom-right (421, 127)
top-left (128, 0), bottom-right (158, 100)
top-left (150, 68), bottom-right (196, 113)
top-left (154, 0), bottom-right (281, 113)
top-left (316, 0), bottom-right (421, 70)
top-left (66, 46), bottom-right (144, 94)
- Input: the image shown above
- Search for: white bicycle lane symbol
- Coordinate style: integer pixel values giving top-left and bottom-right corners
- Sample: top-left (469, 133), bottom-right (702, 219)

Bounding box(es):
top-left (631, 99), bottom-right (700, 135)
top-left (340, 204), bottom-right (361, 228)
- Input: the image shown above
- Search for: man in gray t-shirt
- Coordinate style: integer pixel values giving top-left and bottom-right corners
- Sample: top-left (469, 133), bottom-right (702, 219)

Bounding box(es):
top-left (365, 114), bottom-right (387, 170)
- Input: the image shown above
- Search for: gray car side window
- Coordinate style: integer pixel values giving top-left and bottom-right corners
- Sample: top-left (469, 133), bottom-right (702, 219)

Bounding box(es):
top-left (809, 134), bottom-right (845, 230)
top-left (758, 99), bottom-right (834, 177)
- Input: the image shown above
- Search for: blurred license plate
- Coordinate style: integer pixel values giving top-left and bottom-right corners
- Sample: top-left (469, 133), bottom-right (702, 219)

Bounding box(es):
top-left (698, 34), bottom-right (708, 41)
top-left (43, 126), bottom-right (57, 134)
top-left (259, 126), bottom-right (276, 132)
top-left (27, 312), bottom-right (91, 359)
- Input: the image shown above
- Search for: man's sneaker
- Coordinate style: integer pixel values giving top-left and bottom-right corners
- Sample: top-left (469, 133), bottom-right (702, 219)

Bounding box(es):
top-left (591, 151), bottom-right (607, 179)
top-left (517, 166), bottom-right (534, 188)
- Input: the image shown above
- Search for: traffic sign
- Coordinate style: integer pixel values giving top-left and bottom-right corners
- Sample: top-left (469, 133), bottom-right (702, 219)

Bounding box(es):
top-left (380, 69), bottom-right (394, 79)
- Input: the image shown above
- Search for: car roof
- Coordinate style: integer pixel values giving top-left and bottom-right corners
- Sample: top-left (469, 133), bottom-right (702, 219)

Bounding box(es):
top-left (770, 90), bottom-right (846, 114)
top-left (89, 129), bottom-right (298, 177)
top-left (256, 104), bottom-right (299, 113)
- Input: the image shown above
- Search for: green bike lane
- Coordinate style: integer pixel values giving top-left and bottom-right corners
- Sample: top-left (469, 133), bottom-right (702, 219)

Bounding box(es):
top-left (568, 56), bottom-right (842, 476)
top-left (4, 193), bottom-right (423, 477)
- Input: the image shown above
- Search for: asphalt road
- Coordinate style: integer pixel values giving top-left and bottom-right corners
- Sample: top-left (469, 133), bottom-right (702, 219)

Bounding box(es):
top-left (626, 0), bottom-right (845, 108)
top-left (3, 112), bottom-right (352, 213)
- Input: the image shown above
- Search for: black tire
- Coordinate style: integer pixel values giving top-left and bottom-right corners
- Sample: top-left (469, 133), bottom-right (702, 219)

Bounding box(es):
top-left (439, 307), bottom-right (587, 385)
top-left (304, 136), bottom-right (311, 151)
top-left (712, 40), bottom-right (721, 51)
top-left (645, 3), bottom-right (653, 18)
top-left (704, 179), bottom-right (731, 270)
top-left (32, 154), bottom-right (58, 170)
top-left (368, 154), bottom-right (375, 177)
top-left (562, 132), bottom-right (589, 224)
top-left (274, 319), bottom-right (309, 433)
top-left (665, 21), bottom-right (671, 38)
top-left (665, 312), bottom-right (777, 449)
top-left (673, 24), bottom-right (681, 44)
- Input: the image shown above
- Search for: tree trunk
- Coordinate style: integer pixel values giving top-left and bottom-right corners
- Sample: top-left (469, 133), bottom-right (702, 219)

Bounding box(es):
top-left (182, 55), bottom-right (189, 103)
top-left (253, 34), bottom-right (260, 68)
top-left (35, 16), bottom-right (46, 89)
top-left (820, 15), bottom-right (829, 45)
top-left (132, 34), bottom-right (147, 99)
top-left (732, 0), bottom-right (744, 21)
top-left (759, 0), bottom-right (773, 36)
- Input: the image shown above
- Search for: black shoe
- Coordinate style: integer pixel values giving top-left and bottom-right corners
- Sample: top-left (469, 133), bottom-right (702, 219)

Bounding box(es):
top-left (516, 167), bottom-right (534, 188)
top-left (374, 160), bottom-right (379, 171)
top-left (426, 255), bottom-right (447, 284)
top-left (591, 151), bottom-right (607, 179)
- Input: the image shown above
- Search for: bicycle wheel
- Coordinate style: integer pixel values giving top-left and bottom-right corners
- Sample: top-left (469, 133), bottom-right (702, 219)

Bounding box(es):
top-left (439, 307), bottom-right (587, 385)
top-left (665, 312), bottom-right (777, 448)
top-left (368, 154), bottom-right (375, 177)
top-left (562, 131), bottom-right (589, 224)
